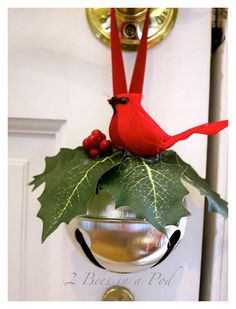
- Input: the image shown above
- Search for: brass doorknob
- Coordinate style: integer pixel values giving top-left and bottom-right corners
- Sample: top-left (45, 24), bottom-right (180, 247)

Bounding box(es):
top-left (102, 286), bottom-right (134, 301)
top-left (86, 8), bottom-right (178, 51)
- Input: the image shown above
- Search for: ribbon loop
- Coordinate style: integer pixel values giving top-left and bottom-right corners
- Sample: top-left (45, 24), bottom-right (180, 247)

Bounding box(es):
top-left (110, 8), bottom-right (128, 95)
top-left (110, 8), bottom-right (150, 95)
top-left (129, 8), bottom-right (150, 94)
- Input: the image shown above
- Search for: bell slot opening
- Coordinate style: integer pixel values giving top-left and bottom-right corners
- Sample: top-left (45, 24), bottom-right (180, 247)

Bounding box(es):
top-left (151, 229), bottom-right (181, 267)
top-left (75, 229), bottom-right (105, 269)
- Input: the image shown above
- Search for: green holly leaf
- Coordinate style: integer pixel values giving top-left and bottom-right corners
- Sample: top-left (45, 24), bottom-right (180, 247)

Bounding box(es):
top-left (161, 150), bottom-right (228, 218)
top-left (30, 147), bottom-right (124, 242)
top-left (100, 155), bottom-right (190, 234)
top-left (29, 148), bottom-right (77, 190)
top-left (100, 150), bottom-right (228, 233)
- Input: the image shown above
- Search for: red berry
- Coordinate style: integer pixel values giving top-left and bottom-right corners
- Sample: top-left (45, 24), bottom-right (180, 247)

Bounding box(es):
top-left (99, 139), bottom-right (112, 152)
top-left (87, 134), bottom-right (100, 148)
top-left (89, 148), bottom-right (100, 157)
top-left (100, 133), bottom-right (106, 140)
top-left (82, 138), bottom-right (90, 150)
top-left (91, 129), bottom-right (103, 138)
top-left (91, 129), bottom-right (107, 141)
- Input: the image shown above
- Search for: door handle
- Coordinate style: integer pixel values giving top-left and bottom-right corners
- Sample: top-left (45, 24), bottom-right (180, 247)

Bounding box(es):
top-left (86, 8), bottom-right (178, 51)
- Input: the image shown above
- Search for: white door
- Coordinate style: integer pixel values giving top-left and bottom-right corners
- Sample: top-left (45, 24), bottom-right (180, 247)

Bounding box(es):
top-left (8, 8), bottom-right (227, 301)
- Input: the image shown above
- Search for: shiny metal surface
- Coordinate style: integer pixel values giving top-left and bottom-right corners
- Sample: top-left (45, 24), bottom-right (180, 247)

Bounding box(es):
top-left (68, 214), bottom-right (186, 273)
top-left (86, 8), bottom-right (178, 51)
top-left (102, 286), bottom-right (134, 301)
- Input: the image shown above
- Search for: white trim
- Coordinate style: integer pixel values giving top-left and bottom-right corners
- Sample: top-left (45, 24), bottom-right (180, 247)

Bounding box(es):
top-left (200, 39), bottom-right (228, 300)
top-left (8, 158), bottom-right (29, 300)
top-left (8, 117), bottom-right (66, 135)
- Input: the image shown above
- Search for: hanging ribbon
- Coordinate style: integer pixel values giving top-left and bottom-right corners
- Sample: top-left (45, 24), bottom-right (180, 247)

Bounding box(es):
top-left (110, 8), bottom-right (150, 95)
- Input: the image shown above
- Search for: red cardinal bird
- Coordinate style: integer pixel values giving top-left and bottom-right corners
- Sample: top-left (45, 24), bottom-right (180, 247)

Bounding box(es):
top-left (108, 9), bottom-right (228, 157)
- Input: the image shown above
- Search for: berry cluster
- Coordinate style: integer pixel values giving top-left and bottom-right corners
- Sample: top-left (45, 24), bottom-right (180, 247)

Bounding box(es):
top-left (82, 130), bottom-right (112, 157)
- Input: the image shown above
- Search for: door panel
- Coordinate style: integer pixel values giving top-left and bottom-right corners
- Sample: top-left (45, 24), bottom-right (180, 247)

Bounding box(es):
top-left (8, 120), bottom-right (65, 300)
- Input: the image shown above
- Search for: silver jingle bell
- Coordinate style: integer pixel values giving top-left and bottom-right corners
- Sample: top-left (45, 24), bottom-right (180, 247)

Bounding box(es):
top-left (67, 205), bottom-right (186, 273)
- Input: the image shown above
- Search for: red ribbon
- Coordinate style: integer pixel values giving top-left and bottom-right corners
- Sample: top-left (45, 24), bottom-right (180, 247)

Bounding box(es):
top-left (110, 8), bottom-right (128, 95)
top-left (111, 8), bottom-right (150, 95)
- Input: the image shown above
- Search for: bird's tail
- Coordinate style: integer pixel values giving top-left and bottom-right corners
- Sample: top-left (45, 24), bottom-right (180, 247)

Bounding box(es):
top-left (162, 120), bottom-right (228, 150)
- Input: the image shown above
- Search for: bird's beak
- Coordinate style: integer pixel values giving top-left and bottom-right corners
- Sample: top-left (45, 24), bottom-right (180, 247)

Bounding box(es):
top-left (108, 96), bottom-right (118, 105)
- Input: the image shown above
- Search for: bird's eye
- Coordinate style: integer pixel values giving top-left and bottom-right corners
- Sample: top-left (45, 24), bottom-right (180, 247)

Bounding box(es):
top-left (120, 97), bottom-right (129, 104)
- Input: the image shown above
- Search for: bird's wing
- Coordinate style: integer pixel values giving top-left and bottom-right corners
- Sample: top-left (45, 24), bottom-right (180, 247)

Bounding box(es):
top-left (117, 105), bottom-right (169, 156)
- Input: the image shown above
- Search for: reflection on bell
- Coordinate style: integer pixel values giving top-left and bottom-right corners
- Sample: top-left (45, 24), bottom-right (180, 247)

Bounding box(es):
top-left (67, 204), bottom-right (186, 273)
